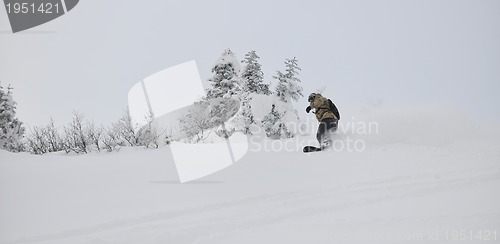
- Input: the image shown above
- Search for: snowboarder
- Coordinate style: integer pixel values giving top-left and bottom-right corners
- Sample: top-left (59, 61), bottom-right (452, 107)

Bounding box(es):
top-left (306, 93), bottom-right (340, 150)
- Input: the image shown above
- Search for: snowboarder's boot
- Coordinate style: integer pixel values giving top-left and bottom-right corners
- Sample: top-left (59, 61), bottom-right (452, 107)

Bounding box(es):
top-left (320, 138), bottom-right (332, 150)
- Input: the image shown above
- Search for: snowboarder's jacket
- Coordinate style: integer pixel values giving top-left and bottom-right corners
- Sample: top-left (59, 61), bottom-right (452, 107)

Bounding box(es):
top-left (310, 94), bottom-right (338, 122)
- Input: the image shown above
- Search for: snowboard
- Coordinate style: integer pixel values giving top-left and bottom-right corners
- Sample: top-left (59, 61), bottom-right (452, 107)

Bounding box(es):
top-left (303, 146), bottom-right (322, 153)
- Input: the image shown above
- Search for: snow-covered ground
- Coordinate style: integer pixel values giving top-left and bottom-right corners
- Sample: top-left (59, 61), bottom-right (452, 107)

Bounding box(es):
top-left (1, 105), bottom-right (500, 244)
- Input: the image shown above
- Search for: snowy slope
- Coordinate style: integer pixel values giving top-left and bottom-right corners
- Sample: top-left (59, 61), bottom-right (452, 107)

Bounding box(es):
top-left (1, 105), bottom-right (500, 244)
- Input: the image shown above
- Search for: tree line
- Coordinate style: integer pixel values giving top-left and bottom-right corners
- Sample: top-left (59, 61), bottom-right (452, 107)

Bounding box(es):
top-left (0, 49), bottom-right (304, 154)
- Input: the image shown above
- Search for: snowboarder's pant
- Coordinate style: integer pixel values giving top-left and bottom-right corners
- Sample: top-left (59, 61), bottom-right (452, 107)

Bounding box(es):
top-left (316, 118), bottom-right (338, 145)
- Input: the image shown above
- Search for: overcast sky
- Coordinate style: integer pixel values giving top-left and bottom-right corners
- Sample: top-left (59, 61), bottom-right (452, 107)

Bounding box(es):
top-left (1, 0), bottom-right (499, 127)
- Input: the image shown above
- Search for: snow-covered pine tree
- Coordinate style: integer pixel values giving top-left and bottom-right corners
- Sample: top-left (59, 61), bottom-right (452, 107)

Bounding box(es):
top-left (274, 57), bottom-right (304, 103)
top-left (206, 49), bottom-right (242, 99)
top-left (241, 50), bottom-right (271, 95)
top-left (261, 104), bottom-right (292, 139)
top-left (228, 50), bottom-right (272, 135)
top-left (202, 49), bottom-right (245, 139)
top-left (239, 94), bottom-right (255, 135)
top-left (0, 83), bottom-right (25, 152)
top-left (267, 57), bottom-right (304, 138)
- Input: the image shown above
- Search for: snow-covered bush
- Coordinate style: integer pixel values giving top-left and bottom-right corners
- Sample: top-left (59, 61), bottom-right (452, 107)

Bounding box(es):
top-left (112, 108), bottom-right (139, 147)
top-left (164, 128), bottom-right (174, 145)
top-left (61, 111), bottom-right (89, 154)
top-left (230, 94), bottom-right (255, 135)
top-left (25, 119), bottom-right (63, 154)
top-left (86, 120), bottom-right (104, 152)
top-left (25, 126), bottom-right (49, 154)
top-left (101, 126), bottom-right (123, 152)
top-left (208, 97), bottom-right (239, 138)
top-left (178, 96), bottom-right (239, 142)
top-left (179, 101), bottom-right (212, 143)
top-left (136, 114), bottom-right (163, 149)
top-left (261, 104), bottom-right (293, 139)
top-left (24, 107), bottom-right (174, 154)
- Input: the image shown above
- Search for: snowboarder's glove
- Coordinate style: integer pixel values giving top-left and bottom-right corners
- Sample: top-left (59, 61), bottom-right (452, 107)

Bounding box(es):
top-left (306, 106), bottom-right (312, 113)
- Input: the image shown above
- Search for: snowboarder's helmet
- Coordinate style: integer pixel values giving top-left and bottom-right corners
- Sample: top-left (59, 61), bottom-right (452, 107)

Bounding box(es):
top-left (308, 93), bottom-right (316, 102)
